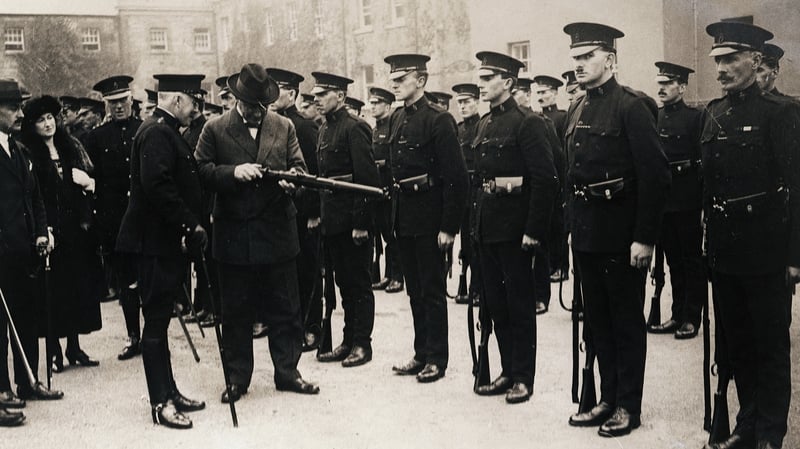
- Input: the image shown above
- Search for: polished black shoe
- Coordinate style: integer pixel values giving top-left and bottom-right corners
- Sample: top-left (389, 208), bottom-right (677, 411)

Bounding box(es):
top-left (385, 280), bottom-right (404, 293)
top-left (342, 346), bottom-right (372, 367)
top-left (252, 322), bottom-right (269, 339)
top-left (505, 382), bottom-right (532, 404)
top-left (199, 314), bottom-right (217, 328)
top-left (475, 375), bottom-right (513, 396)
top-left (703, 433), bottom-right (756, 449)
top-left (0, 391), bottom-right (25, 409)
top-left (392, 358), bottom-right (425, 375)
top-left (675, 322), bottom-right (699, 340)
top-left (276, 377), bottom-right (320, 395)
top-left (171, 391), bottom-right (205, 412)
top-left (220, 385), bottom-right (247, 404)
top-left (17, 382), bottom-right (63, 401)
top-left (151, 400), bottom-right (192, 429)
top-left (598, 407), bottom-right (640, 437)
top-left (568, 401), bottom-right (614, 427)
top-left (648, 319), bottom-right (679, 334)
top-left (0, 408), bottom-right (25, 427)
top-left (118, 336), bottom-right (141, 360)
top-left (301, 332), bottom-right (320, 352)
top-left (65, 349), bottom-right (100, 367)
top-left (536, 301), bottom-right (548, 315)
top-left (317, 344), bottom-right (351, 362)
top-left (416, 364), bottom-right (445, 383)
top-left (371, 277), bottom-right (391, 290)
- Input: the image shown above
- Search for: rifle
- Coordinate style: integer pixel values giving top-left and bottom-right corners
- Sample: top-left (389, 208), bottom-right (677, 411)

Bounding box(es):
top-left (261, 168), bottom-right (388, 198)
top-left (708, 286), bottom-right (730, 444)
top-left (570, 262), bottom-right (582, 404)
top-left (455, 249), bottom-right (469, 304)
top-left (647, 245), bottom-right (665, 328)
top-left (44, 254), bottom-right (54, 389)
top-left (703, 295), bottom-right (712, 431)
top-left (173, 302), bottom-right (200, 363)
top-left (574, 265), bottom-right (597, 414)
top-left (198, 253), bottom-right (238, 427)
top-left (317, 245), bottom-right (336, 357)
top-left (473, 284), bottom-right (492, 392)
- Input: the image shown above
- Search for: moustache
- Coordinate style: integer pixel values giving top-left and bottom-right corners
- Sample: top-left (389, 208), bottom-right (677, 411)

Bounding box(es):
top-left (717, 76), bottom-right (732, 82)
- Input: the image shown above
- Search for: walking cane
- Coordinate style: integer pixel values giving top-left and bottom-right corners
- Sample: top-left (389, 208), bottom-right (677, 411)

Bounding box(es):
top-left (0, 286), bottom-right (38, 388)
top-left (44, 255), bottom-right (54, 389)
top-left (173, 302), bottom-right (200, 363)
top-left (198, 253), bottom-right (238, 427)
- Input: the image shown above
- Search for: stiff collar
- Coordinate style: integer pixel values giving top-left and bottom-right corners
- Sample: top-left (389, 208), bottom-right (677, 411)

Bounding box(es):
top-left (490, 96), bottom-right (517, 115)
top-left (404, 94), bottom-right (429, 115)
top-left (112, 117), bottom-right (133, 128)
top-left (663, 99), bottom-right (685, 113)
top-left (725, 81), bottom-right (760, 103)
top-left (586, 76), bottom-right (619, 98)
top-left (154, 107), bottom-right (180, 130)
top-left (325, 105), bottom-right (349, 123)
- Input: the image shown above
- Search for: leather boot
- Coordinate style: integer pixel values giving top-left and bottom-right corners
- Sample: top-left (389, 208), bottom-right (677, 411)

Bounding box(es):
top-left (141, 337), bottom-right (170, 407)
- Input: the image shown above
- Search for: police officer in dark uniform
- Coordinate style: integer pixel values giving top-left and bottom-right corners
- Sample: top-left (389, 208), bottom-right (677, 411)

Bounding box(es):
top-left (116, 74), bottom-right (208, 429)
top-left (265, 67), bottom-right (324, 350)
top-left (452, 83), bottom-right (482, 305)
top-left (311, 72), bottom-right (380, 367)
top-left (299, 93), bottom-right (324, 125)
top-left (471, 51), bottom-right (558, 403)
top-left (646, 62), bottom-right (707, 340)
top-left (140, 89), bottom-right (157, 121)
top-left (83, 76), bottom-right (145, 361)
top-left (345, 96), bottom-right (365, 117)
top-left (429, 91), bottom-right (453, 111)
top-left (562, 23), bottom-right (670, 437)
top-left (74, 97), bottom-right (104, 143)
top-left (384, 53), bottom-right (469, 383)
top-left (215, 75), bottom-right (236, 112)
top-left (562, 70), bottom-right (584, 104)
top-left (700, 22), bottom-right (799, 449)
top-left (369, 86), bottom-right (404, 294)
top-left (756, 43), bottom-right (794, 100)
top-left (534, 75), bottom-right (567, 137)
top-left (511, 77), bottom-right (534, 112)
top-left (59, 95), bottom-right (82, 136)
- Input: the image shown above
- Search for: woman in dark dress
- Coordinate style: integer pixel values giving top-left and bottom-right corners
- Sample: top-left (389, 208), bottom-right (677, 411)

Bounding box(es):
top-left (21, 96), bottom-right (103, 371)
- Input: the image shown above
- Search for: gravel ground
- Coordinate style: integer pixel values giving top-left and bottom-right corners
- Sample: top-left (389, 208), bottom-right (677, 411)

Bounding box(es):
top-left (4, 248), bottom-right (799, 449)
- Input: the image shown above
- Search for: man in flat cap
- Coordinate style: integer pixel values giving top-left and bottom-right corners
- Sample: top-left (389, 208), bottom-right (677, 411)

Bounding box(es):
top-left (452, 83), bottom-right (482, 305)
top-left (116, 73), bottom-right (208, 429)
top-left (83, 75), bottom-right (145, 361)
top-left (471, 51), bottom-right (558, 403)
top-left (311, 71), bottom-right (380, 367)
top-left (563, 22), bottom-right (670, 437)
top-left (646, 62), bottom-right (707, 341)
top-left (369, 86), bottom-right (404, 294)
top-left (266, 67), bottom-right (323, 351)
top-left (0, 78), bottom-right (57, 427)
top-left (195, 63), bottom-right (319, 401)
top-left (700, 21), bottom-right (800, 449)
top-left (384, 53), bottom-right (468, 383)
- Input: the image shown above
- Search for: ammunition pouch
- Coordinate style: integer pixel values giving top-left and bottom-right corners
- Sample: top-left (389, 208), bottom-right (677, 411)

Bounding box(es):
top-left (482, 176), bottom-right (524, 196)
top-left (396, 173), bottom-right (434, 194)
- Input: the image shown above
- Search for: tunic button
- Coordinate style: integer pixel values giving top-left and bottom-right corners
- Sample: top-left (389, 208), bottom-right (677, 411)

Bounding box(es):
top-left (575, 143), bottom-right (581, 147)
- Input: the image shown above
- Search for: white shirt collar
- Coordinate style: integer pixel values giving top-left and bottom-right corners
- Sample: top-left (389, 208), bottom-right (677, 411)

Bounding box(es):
top-left (0, 130), bottom-right (10, 157)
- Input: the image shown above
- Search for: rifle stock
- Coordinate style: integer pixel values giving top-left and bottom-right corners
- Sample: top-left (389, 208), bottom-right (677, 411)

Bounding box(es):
top-left (473, 278), bottom-right (492, 392)
top-left (263, 168), bottom-right (388, 198)
top-left (371, 233), bottom-right (382, 284)
top-left (455, 249), bottom-right (469, 303)
top-left (647, 245), bottom-right (665, 327)
top-left (570, 270), bottom-right (581, 404)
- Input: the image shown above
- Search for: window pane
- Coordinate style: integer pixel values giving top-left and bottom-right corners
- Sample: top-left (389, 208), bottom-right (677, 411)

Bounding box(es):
top-left (149, 28), bottom-right (167, 51)
top-left (194, 28), bottom-right (210, 51)
top-left (81, 28), bottom-right (101, 51)
top-left (4, 28), bottom-right (25, 52)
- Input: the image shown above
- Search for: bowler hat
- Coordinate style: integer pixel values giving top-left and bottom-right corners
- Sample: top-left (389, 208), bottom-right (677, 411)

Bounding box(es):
top-left (228, 64), bottom-right (279, 106)
top-left (0, 79), bottom-right (24, 103)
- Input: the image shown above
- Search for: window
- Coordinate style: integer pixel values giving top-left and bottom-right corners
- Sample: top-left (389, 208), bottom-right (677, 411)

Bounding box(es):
top-left (4, 27), bottom-right (24, 52)
top-left (362, 65), bottom-right (374, 101)
top-left (286, 3), bottom-right (299, 41)
top-left (81, 28), bottom-right (101, 51)
top-left (390, 0), bottom-right (406, 25)
top-left (194, 28), bottom-right (211, 52)
top-left (149, 28), bottom-right (168, 52)
top-left (313, 0), bottom-right (323, 38)
top-left (509, 41), bottom-right (530, 71)
top-left (358, 0), bottom-right (372, 29)
top-left (219, 17), bottom-right (230, 51)
top-left (265, 9), bottom-right (275, 45)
